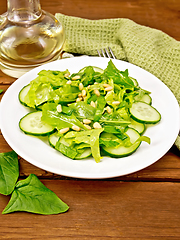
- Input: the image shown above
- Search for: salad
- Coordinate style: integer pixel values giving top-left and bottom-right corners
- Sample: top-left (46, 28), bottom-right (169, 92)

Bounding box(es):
top-left (18, 60), bottom-right (161, 163)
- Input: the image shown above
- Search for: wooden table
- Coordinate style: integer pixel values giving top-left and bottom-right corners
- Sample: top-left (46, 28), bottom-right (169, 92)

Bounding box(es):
top-left (0, 0), bottom-right (180, 239)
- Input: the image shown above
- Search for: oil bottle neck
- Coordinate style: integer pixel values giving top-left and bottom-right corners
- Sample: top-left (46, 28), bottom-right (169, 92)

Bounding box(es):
top-left (7, 0), bottom-right (42, 23)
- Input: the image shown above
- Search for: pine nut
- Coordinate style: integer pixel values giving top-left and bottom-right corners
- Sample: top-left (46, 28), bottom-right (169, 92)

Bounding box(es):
top-left (106, 106), bottom-right (112, 114)
top-left (59, 127), bottom-right (69, 134)
top-left (72, 125), bottom-right (81, 131)
top-left (112, 101), bottom-right (120, 105)
top-left (56, 104), bottom-right (62, 113)
top-left (66, 80), bottom-right (72, 85)
top-left (82, 89), bottom-right (86, 97)
top-left (72, 75), bottom-right (81, 80)
top-left (79, 82), bottom-right (83, 90)
top-left (103, 83), bottom-right (110, 88)
top-left (90, 101), bottom-right (96, 108)
top-left (93, 122), bottom-right (102, 129)
top-left (105, 86), bottom-right (113, 91)
top-left (64, 73), bottom-right (70, 78)
top-left (76, 97), bottom-right (82, 102)
top-left (94, 89), bottom-right (100, 97)
top-left (84, 124), bottom-right (91, 130)
top-left (83, 119), bottom-right (91, 124)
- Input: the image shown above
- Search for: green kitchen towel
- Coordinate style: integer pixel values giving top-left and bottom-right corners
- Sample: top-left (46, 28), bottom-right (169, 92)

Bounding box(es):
top-left (55, 13), bottom-right (180, 149)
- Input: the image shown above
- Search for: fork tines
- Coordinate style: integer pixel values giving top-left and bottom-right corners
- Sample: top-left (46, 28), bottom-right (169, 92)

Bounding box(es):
top-left (97, 47), bottom-right (116, 59)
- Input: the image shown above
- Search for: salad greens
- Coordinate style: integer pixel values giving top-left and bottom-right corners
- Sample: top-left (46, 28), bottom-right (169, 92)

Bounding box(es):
top-left (0, 151), bottom-right (69, 215)
top-left (0, 151), bottom-right (19, 195)
top-left (19, 60), bottom-right (161, 163)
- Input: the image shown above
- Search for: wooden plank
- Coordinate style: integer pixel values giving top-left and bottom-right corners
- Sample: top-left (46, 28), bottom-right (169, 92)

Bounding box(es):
top-left (40, 0), bottom-right (180, 41)
top-left (0, 85), bottom-right (10, 101)
top-left (0, 180), bottom-right (180, 239)
top-left (0, 71), bottom-right (15, 84)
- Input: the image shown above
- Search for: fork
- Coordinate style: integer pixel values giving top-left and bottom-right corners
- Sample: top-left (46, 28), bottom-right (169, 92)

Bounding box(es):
top-left (97, 47), bottom-right (116, 59)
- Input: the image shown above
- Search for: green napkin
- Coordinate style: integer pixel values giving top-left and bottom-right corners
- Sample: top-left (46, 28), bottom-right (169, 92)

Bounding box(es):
top-left (55, 13), bottom-right (180, 150)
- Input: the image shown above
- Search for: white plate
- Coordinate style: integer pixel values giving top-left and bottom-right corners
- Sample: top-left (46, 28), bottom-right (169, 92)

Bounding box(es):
top-left (0, 57), bottom-right (179, 179)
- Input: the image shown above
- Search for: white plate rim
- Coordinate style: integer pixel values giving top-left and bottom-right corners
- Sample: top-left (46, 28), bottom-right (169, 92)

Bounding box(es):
top-left (0, 56), bottom-right (179, 179)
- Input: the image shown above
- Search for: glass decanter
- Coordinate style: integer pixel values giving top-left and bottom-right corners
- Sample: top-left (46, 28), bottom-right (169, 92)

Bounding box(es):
top-left (0, 0), bottom-right (65, 78)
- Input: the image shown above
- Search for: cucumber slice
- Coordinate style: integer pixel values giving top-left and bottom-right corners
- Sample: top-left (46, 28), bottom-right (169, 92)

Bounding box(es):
top-left (140, 94), bottom-right (152, 105)
top-left (48, 132), bottom-right (60, 148)
top-left (130, 101), bottom-right (161, 124)
top-left (134, 94), bottom-right (152, 105)
top-left (102, 128), bottom-right (141, 158)
top-left (19, 84), bottom-right (30, 106)
top-left (128, 118), bottom-right (145, 135)
top-left (19, 111), bottom-right (55, 136)
top-left (79, 66), bottom-right (103, 73)
top-left (75, 148), bottom-right (91, 160)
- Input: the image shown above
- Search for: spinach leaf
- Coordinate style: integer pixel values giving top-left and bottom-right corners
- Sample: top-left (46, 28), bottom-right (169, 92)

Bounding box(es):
top-left (69, 102), bottom-right (95, 120)
top-left (24, 69), bottom-right (70, 107)
top-left (55, 142), bottom-right (79, 159)
top-left (37, 69), bottom-right (69, 88)
top-left (0, 151), bottom-right (19, 195)
top-left (2, 174), bottom-right (69, 215)
top-left (99, 132), bottom-right (123, 148)
top-left (103, 125), bottom-right (127, 134)
top-left (100, 112), bottom-right (130, 125)
top-left (65, 128), bottom-right (104, 163)
top-left (94, 95), bottom-right (106, 122)
top-left (99, 138), bottom-right (120, 148)
top-left (52, 84), bottom-right (79, 103)
top-left (42, 102), bottom-right (87, 130)
top-left (104, 60), bottom-right (134, 88)
top-left (80, 66), bottom-right (95, 86)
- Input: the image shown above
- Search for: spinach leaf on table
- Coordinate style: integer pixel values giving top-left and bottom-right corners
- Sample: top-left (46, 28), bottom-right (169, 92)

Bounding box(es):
top-left (2, 174), bottom-right (69, 215)
top-left (0, 151), bottom-right (19, 195)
